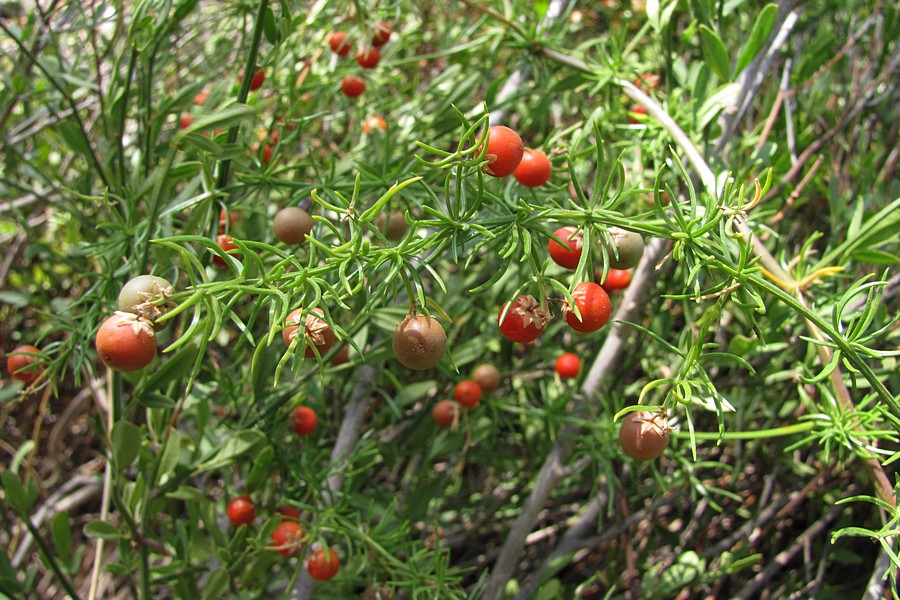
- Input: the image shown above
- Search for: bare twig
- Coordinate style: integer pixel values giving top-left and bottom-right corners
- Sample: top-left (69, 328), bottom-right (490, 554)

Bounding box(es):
top-left (11, 474), bottom-right (103, 568)
top-left (734, 496), bottom-right (850, 600)
top-left (483, 236), bottom-right (670, 599)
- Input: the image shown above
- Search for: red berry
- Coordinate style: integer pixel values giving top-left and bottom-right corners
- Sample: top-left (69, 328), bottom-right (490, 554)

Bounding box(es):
top-left (213, 234), bottom-right (239, 267)
top-left (371, 21), bottom-right (392, 47)
top-left (331, 345), bottom-right (350, 366)
top-left (341, 75), bottom-right (365, 98)
top-left (619, 411), bottom-right (670, 461)
top-left (453, 380), bottom-right (483, 409)
top-left (218, 208), bottom-right (236, 234)
top-left (599, 268), bottom-right (632, 292)
top-left (555, 353), bottom-right (581, 379)
top-left (7, 345), bottom-right (43, 383)
top-left (563, 282), bottom-right (611, 333)
top-left (634, 73), bottom-right (660, 93)
top-left (478, 125), bottom-right (524, 178)
top-left (307, 546), bottom-right (340, 580)
top-left (226, 495), bottom-right (256, 526)
top-left (363, 115), bottom-right (387, 133)
top-left (548, 226), bottom-right (583, 270)
top-left (179, 113), bottom-right (193, 129)
top-left (282, 308), bottom-right (336, 359)
top-left (513, 148), bottom-right (552, 187)
top-left (628, 104), bottom-right (646, 124)
top-left (262, 144), bottom-right (273, 164)
top-left (290, 406), bottom-right (318, 436)
top-left (271, 519), bottom-right (304, 556)
top-left (498, 295), bottom-right (548, 343)
top-left (357, 47), bottom-right (380, 69)
top-left (276, 505), bottom-right (301, 519)
top-left (95, 313), bottom-right (157, 372)
top-left (194, 89), bottom-right (210, 106)
top-left (327, 31), bottom-right (351, 56)
top-left (432, 399), bottom-right (458, 428)
top-left (249, 68), bottom-right (265, 91)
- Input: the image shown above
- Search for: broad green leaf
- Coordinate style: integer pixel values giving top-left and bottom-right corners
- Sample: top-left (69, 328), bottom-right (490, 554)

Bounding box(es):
top-left (197, 430), bottom-right (266, 471)
top-left (0, 549), bottom-right (23, 596)
top-left (263, 7), bottom-right (278, 45)
top-left (111, 421), bottom-right (141, 472)
top-left (1, 471), bottom-right (31, 514)
top-left (736, 4), bottom-right (778, 74)
top-left (699, 25), bottom-right (731, 81)
top-left (51, 512), bottom-right (73, 564)
top-left (58, 121), bottom-right (93, 158)
top-left (84, 520), bottom-right (122, 540)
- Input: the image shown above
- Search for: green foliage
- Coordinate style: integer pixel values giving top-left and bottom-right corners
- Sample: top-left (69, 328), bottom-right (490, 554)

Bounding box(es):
top-left (0, 0), bottom-right (897, 598)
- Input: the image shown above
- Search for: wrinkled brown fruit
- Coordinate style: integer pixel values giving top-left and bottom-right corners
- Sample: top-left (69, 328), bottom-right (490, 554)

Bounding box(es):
top-left (392, 315), bottom-right (447, 370)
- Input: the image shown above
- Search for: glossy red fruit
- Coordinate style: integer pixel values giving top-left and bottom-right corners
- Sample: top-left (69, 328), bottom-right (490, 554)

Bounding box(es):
top-left (432, 400), bottom-right (458, 428)
top-left (392, 315), bottom-right (447, 370)
top-left (218, 209), bottom-right (236, 234)
top-left (7, 345), bottom-right (43, 383)
top-left (194, 89), bottom-right (210, 106)
top-left (548, 226), bottom-right (583, 270)
top-left (249, 67), bottom-right (265, 91)
top-left (453, 380), bottom-right (482, 409)
top-left (357, 47), bottom-right (380, 69)
top-left (341, 75), bottom-right (365, 98)
top-left (634, 73), bottom-right (660, 93)
top-left (563, 282), bottom-right (611, 333)
top-left (330, 345), bottom-right (350, 366)
top-left (273, 207), bottom-right (314, 244)
top-left (283, 308), bottom-right (336, 359)
top-left (513, 148), bottom-right (552, 187)
top-left (599, 268), bottom-right (632, 292)
top-left (213, 234), bottom-right (239, 267)
top-left (555, 353), bottom-right (581, 379)
top-left (471, 363), bottom-right (501, 393)
top-left (618, 411), bottom-right (670, 460)
top-left (290, 406), bottom-right (318, 436)
top-left (271, 519), bottom-right (304, 556)
top-left (262, 144), bottom-right (273, 164)
top-left (226, 495), bottom-right (256, 526)
top-left (498, 295), bottom-right (549, 343)
top-left (371, 21), bottom-right (392, 46)
top-left (95, 313), bottom-right (157, 372)
top-left (179, 113), bottom-right (193, 129)
top-left (478, 125), bottom-right (524, 178)
top-left (307, 546), bottom-right (340, 580)
top-left (327, 31), bottom-right (351, 56)
top-left (277, 505), bottom-right (301, 519)
top-left (363, 115), bottom-right (387, 133)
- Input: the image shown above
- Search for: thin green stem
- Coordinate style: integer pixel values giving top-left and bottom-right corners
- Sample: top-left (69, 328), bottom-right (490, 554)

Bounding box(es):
top-left (21, 518), bottom-right (82, 599)
top-left (675, 421), bottom-right (816, 441)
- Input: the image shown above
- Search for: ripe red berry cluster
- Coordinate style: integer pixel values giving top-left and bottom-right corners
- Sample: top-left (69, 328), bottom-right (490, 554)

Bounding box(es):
top-left (432, 364), bottom-right (502, 428)
top-left (223, 495), bottom-right (340, 577)
top-left (329, 20), bottom-right (394, 100)
top-left (478, 125), bottom-right (552, 187)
